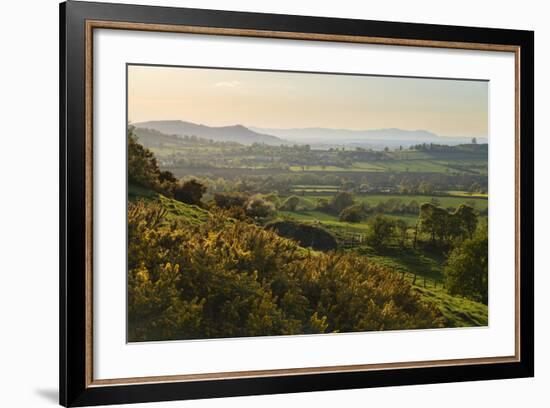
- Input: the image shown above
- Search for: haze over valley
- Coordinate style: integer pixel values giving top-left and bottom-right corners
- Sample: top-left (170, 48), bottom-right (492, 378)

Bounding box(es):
top-left (134, 120), bottom-right (486, 149)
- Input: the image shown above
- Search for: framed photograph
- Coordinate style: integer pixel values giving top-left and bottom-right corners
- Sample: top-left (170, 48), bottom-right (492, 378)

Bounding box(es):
top-left (60, 1), bottom-right (534, 406)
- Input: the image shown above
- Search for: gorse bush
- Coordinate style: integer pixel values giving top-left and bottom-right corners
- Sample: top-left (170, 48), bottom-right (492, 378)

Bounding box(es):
top-left (128, 201), bottom-right (443, 341)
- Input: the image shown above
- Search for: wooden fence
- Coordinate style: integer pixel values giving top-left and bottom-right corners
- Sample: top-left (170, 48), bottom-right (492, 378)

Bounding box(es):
top-left (340, 233), bottom-right (367, 249)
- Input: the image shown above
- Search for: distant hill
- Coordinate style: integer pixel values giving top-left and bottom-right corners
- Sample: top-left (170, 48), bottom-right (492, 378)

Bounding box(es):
top-left (133, 120), bottom-right (487, 149)
top-left (250, 126), bottom-right (487, 148)
top-left (132, 127), bottom-right (184, 146)
top-left (134, 120), bottom-right (284, 146)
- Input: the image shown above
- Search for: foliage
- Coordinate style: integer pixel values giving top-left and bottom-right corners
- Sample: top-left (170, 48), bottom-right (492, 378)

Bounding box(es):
top-left (265, 219), bottom-right (338, 251)
top-left (213, 192), bottom-right (249, 209)
top-left (339, 205), bottom-right (365, 223)
top-left (128, 128), bottom-right (161, 189)
top-left (366, 215), bottom-right (396, 248)
top-left (174, 179), bottom-right (207, 206)
top-left (329, 192), bottom-right (355, 214)
top-left (444, 222), bottom-right (488, 304)
top-left (418, 202), bottom-right (478, 247)
top-left (127, 202), bottom-right (443, 341)
top-left (280, 195), bottom-right (301, 211)
top-left (128, 126), bottom-right (177, 195)
top-left (453, 204), bottom-right (478, 238)
top-left (244, 195), bottom-right (276, 219)
top-left (394, 219), bottom-right (409, 248)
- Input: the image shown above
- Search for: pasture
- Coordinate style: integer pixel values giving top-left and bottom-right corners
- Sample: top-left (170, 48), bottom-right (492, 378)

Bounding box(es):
top-left (284, 192), bottom-right (489, 212)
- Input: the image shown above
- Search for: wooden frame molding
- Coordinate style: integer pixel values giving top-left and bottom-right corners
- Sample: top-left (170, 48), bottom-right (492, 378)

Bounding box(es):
top-left (84, 19), bottom-right (522, 388)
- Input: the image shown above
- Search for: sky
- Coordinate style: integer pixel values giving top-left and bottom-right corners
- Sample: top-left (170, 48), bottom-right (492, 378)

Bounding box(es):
top-left (128, 64), bottom-right (488, 138)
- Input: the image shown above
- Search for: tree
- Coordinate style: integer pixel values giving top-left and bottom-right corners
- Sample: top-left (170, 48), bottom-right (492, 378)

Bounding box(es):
top-left (366, 215), bottom-right (395, 248)
top-left (339, 205), bottom-right (364, 223)
top-left (394, 219), bottom-right (409, 248)
top-left (245, 195), bottom-right (276, 219)
top-left (406, 200), bottom-right (420, 214)
top-left (469, 182), bottom-right (481, 193)
top-left (174, 179), bottom-right (207, 205)
top-left (418, 181), bottom-right (434, 195)
top-left (128, 127), bottom-right (161, 190)
top-left (419, 203), bottom-right (450, 245)
top-left (213, 192), bottom-right (249, 209)
top-left (316, 198), bottom-right (331, 212)
top-left (281, 195), bottom-right (301, 211)
top-left (329, 192), bottom-right (355, 214)
top-left (452, 204), bottom-right (478, 239)
top-left (445, 223), bottom-right (488, 304)
top-left (342, 180), bottom-right (355, 191)
top-left (471, 137), bottom-right (478, 144)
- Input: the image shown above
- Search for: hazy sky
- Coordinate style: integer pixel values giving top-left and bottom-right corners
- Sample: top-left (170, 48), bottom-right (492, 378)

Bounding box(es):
top-left (128, 65), bottom-right (488, 138)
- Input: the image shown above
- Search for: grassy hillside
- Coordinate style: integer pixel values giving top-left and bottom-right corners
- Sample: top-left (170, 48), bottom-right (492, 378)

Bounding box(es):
top-left (355, 245), bottom-right (488, 327)
top-left (128, 184), bottom-right (209, 224)
top-left (129, 184), bottom-right (487, 329)
top-left (274, 210), bottom-right (488, 327)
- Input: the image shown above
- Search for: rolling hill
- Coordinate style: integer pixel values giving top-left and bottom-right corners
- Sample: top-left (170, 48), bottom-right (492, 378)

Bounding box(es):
top-left (133, 120), bottom-right (487, 149)
top-left (250, 126), bottom-right (487, 148)
top-left (133, 120), bottom-right (285, 146)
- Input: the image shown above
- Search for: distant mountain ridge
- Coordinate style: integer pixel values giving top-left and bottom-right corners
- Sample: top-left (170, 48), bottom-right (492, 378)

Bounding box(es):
top-left (133, 120), bottom-right (284, 146)
top-left (133, 120), bottom-right (487, 148)
top-left (250, 126), bottom-right (487, 148)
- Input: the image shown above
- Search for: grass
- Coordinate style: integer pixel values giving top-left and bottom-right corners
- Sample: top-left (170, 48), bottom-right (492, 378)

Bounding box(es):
top-left (292, 193), bottom-right (488, 212)
top-left (446, 190), bottom-right (489, 198)
top-left (415, 286), bottom-right (488, 327)
top-left (354, 244), bottom-right (488, 327)
top-left (287, 158), bottom-right (487, 175)
top-left (356, 244), bottom-right (445, 282)
top-left (128, 183), bottom-right (209, 225)
top-left (291, 187), bottom-right (340, 193)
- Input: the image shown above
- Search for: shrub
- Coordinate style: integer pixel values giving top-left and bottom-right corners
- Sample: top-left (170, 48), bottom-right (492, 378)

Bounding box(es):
top-left (265, 220), bottom-right (338, 251)
top-left (329, 192), bottom-right (355, 214)
top-left (316, 198), bottom-right (331, 212)
top-left (127, 202), bottom-right (443, 341)
top-left (174, 179), bottom-right (207, 206)
top-left (339, 205), bottom-right (365, 223)
top-left (280, 195), bottom-right (301, 211)
top-left (245, 195), bottom-right (276, 219)
top-left (213, 192), bottom-right (249, 209)
top-left (366, 214), bottom-right (395, 248)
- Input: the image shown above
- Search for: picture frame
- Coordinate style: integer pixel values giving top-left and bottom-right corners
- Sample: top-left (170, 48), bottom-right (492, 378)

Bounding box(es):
top-left (60, 1), bottom-right (534, 406)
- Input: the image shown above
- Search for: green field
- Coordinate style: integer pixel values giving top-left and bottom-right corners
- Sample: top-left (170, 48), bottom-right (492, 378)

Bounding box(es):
top-left (285, 192), bottom-right (488, 212)
top-left (288, 158), bottom-right (487, 175)
top-left (446, 190), bottom-right (489, 198)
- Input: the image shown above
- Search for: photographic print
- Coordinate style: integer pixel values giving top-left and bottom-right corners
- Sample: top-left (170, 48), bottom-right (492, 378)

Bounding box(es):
top-left (126, 64), bottom-right (489, 343)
